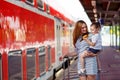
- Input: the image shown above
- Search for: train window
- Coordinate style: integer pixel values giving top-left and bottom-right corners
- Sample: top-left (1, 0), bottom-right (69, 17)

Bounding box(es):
top-left (46, 4), bottom-right (50, 13)
top-left (39, 46), bottom-right (45, 53)
top-left (38, 46), bottom-right (46, 75)
top-left (26, 0), bottom-right (34, 5)
top-left (37, 0), bottom-right (44, 10)
top-left (26, 48), bottom-right (36, 80)
top-left (0, 53), bottom-right (1, 80)
top-left (8, 50), bottom-right (22, 80)
top-left (47, 45), bottom-right (52, 70)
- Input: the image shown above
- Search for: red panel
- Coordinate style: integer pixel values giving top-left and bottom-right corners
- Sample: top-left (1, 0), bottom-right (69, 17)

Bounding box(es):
top-left (51, 48), bottom-right (55, 63)
top-left (34, 0), bottom-right (37, 7)
top-left (21, 0), bottom-right (25, 2)
top-left (1, 29), bottom-right (6, 48)
top-left (0, 28), bottom-right (2, 46)
top-left (35, 48), bottom-right (40, 78)
top-left (43, 18), bottom-right (55, 64)
top-left (50, 6), bottom-right (63, 19)
top-left (0, 1), bottom-right (56, 49)
top-left (44, 2), bottom-right (46, 12)
top-left (22, 50), bottom-right (27, 80)
top-left (49, 6), bottom-right (74, 24)
top-left (2, 51), bottom-right (8, 80)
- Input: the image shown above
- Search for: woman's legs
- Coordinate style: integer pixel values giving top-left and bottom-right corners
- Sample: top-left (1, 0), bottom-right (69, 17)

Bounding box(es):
top-left (79, 76), bottom-right (87, 80)
top-left (79, 74), bottom-right (96, 80)
top-left (87, 75), bottom-right (96, 80)
top-left (96, 55), bottom-right (101, 70)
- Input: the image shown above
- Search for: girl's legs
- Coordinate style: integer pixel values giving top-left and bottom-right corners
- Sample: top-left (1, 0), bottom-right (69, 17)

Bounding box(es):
top-left (80, 51), bottom-right (88, 72)
top-left (80, 51), bottom-right (97, 73)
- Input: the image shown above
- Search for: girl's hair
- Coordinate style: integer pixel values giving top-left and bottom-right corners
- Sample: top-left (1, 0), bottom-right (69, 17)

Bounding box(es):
top-left (91, 22), bottom-right (101, 30)
top-left (73, 20), bottom-right (88, 47)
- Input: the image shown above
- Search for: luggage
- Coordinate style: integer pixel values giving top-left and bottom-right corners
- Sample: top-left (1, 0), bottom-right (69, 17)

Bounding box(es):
top-left (62, 56), bottom-right (70, 80)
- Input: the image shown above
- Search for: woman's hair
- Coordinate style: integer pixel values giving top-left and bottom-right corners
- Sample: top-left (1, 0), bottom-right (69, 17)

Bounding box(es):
top-left (91, 22), bottom-right (101, 30)
top-left (73, 20), bottom-right (88, 47)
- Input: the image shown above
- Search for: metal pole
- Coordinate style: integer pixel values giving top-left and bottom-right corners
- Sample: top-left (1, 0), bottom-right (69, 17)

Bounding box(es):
top-left (96, 71), bottom-right (101, 80)
top-left (96, 56), bottom-right (101, 80)
top-left (63, 58), bottom-right (66, 80)
top-left (67, 57), bottom-right (70, 80)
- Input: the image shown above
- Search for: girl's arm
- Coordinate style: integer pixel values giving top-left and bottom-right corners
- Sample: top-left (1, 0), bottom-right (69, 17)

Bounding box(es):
top-left (83, 38), bottom-right (95, 47)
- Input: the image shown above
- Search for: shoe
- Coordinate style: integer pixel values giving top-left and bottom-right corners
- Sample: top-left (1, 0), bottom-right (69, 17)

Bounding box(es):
top-left (98, 69), bottom-right (102, 73)
top-left (78, 70), bottom-right (81, 74)
top-left (80, 69), bottom-right (85, 73)
top-left (78, 69), bottom-right (86, 76)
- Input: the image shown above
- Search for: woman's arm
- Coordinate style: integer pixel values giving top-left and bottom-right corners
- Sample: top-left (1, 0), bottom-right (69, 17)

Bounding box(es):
top-left (63, 51), bottom-right (77, 58)
top-left (60, 51), bottom-right (77, 61)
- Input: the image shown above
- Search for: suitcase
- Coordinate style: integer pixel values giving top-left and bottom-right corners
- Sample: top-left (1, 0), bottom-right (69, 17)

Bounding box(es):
top-left (62, 56), bottom-right (70, 80)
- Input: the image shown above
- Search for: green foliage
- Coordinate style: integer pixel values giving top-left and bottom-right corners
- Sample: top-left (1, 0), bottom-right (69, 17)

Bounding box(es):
top-left (110, 26), bottom-right (120, 36)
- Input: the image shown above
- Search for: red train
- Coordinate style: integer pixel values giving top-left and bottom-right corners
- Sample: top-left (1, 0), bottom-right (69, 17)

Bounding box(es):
top-left (0, 0), bottom-right (74, 80)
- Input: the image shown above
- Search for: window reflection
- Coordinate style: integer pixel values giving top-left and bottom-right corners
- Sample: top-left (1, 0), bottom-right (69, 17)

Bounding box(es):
top-left (37, 0), bottom-right (44, 10)
top-left (26, 0), bottom-right (34, 4)
top-left (39, 46), bottom-right (46, 75)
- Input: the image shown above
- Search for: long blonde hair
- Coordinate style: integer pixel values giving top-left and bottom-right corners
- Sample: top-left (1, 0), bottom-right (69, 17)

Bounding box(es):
top-left (73, 20), bottom-right (88, 47)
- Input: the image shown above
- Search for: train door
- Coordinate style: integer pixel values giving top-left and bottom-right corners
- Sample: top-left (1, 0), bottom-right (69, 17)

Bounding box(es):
top-left (69, 25), bottom-right (74, 52)
top-left (54, 18), bottom-right (62, 66)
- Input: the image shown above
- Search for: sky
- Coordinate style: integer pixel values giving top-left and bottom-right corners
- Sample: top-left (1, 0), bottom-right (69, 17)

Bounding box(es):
top-left (46, 0), bottom-right (91, 27)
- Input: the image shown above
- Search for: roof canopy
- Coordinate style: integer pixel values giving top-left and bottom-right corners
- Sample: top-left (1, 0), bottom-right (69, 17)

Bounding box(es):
top-left (79, 0), bottom-right (120, 26)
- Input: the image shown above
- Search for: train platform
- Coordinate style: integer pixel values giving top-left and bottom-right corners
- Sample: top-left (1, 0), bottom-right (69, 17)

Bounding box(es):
top-left (55, 57), bottom-right (79, 80)
top-left (54, 46), bottom-right (120, 80)
top-left (99, 46), bottom-right (120, 80)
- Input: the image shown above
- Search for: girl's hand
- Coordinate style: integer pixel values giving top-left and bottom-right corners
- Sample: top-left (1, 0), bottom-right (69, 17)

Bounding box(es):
top-left (83, 35), bottom-right (88, 40)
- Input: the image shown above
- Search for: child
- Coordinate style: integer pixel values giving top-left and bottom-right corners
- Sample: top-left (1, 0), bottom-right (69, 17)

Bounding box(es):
top-left (79, 22), bottom-right (102, 74)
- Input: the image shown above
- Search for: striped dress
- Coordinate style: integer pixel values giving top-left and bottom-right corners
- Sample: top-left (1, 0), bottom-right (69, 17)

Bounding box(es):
top-left (75, 34), bottom-right (98, 75)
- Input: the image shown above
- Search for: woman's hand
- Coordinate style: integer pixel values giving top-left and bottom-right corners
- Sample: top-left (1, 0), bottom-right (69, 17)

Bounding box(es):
top-left (59, 54), bottom-right (68, 61)
top-left (59, 51), bottom-right (77, 61)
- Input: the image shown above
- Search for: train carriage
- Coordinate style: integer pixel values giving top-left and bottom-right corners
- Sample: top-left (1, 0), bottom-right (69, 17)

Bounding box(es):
top-left (0, 0), bottom-right (74, 80)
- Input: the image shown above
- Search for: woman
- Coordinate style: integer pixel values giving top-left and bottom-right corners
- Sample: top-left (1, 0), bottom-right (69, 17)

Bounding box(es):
top-left (65, 20), bottom-right (98, 80)
top-left (80, 22), bottom-right (102, 74)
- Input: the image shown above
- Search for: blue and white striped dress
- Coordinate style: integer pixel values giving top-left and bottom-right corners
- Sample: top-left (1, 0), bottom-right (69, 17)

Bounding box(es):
top-left (75, 34), bottom-right (98, 75)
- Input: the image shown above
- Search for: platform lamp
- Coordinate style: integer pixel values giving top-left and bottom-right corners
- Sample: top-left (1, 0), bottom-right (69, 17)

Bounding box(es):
top-left (91, 0), bottom-right (98, 22)
top-left (94, 13), bottom-right (98, 22)
top-left (93, 8), bottom-right (97, 13)
top-left (95, 17), bottom-right (98, 22)
top-left (91, 0), bottom-right (96, 7)
top-left (94, 13), bottom-right (97, 18)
